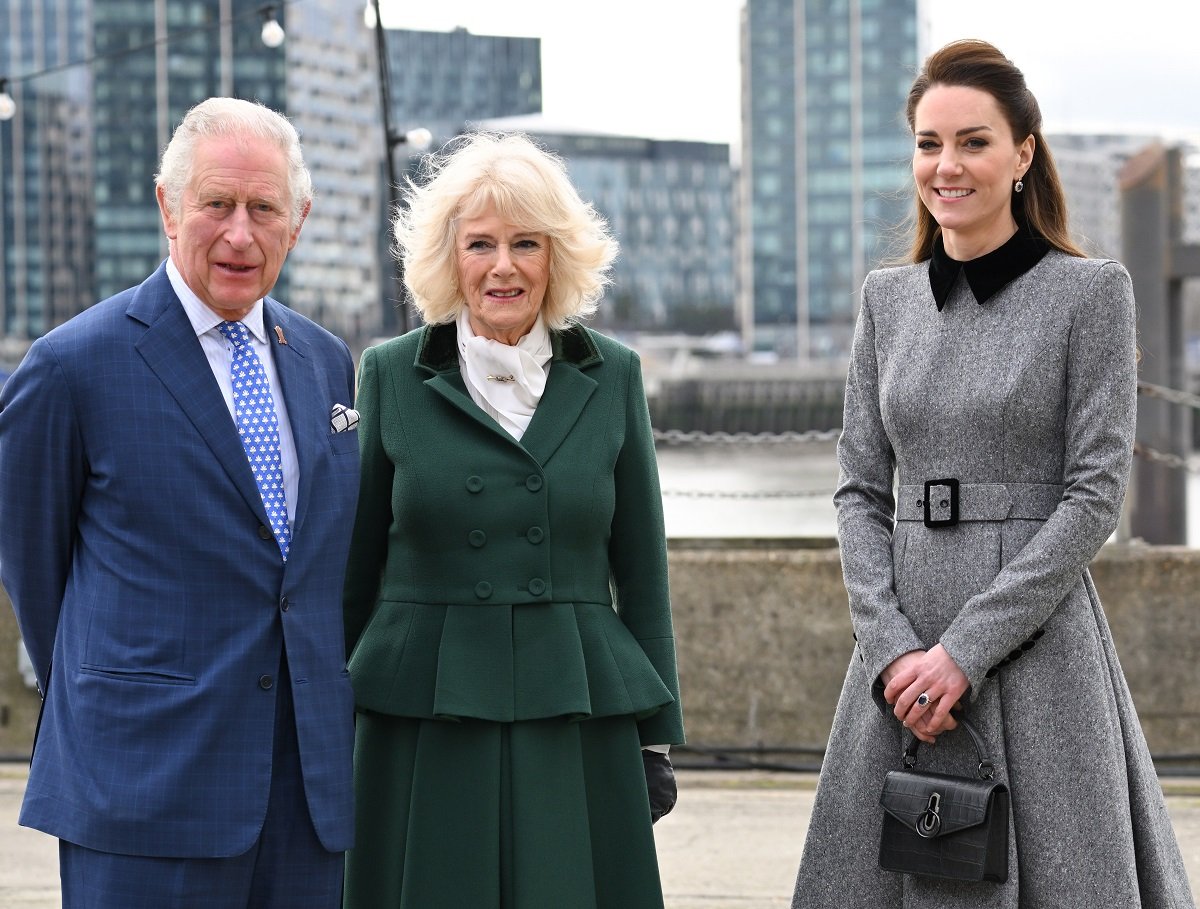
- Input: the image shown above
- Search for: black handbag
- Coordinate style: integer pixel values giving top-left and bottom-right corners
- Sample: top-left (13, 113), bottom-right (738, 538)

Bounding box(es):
top-left (878, 717), bottom-right (1009, 883)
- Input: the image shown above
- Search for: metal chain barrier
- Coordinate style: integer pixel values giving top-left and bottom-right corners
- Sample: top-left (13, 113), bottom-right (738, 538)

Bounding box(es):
top-left (661, 487), bottom-right (835, 499)
top-left (1134, 381), bottom-right (1200, 473)
top-left (653, 428), bottom-right (842, 445)
top-left (1133, 442), bottom-right (1200, 474)
top-left (1137, 380), bottom-right (1200, 411)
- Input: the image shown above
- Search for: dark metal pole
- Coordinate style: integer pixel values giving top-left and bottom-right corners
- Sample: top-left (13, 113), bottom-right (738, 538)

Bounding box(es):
top-left (370, 0), bottom-right (408, 335)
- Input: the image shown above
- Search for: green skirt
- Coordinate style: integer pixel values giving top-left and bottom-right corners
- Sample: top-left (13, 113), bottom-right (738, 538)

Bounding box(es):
top-left (344, 712), bottom-right (665, 909)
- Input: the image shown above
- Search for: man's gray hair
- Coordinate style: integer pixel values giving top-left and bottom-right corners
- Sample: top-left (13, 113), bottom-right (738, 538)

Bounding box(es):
top-left (155, 97), bottom-right (312, 229)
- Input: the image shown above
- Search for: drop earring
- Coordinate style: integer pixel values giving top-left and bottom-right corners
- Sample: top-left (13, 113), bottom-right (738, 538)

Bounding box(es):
top-left (1014, 177), bottom-right (1025, 193)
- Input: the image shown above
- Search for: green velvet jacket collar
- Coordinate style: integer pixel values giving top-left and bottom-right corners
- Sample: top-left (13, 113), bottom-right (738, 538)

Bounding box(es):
top-left (413, 321), bottom-right (604, 374)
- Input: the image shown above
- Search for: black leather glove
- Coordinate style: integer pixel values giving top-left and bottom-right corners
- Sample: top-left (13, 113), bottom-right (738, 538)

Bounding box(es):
top-left (642, 749), bottom-right (678, 823)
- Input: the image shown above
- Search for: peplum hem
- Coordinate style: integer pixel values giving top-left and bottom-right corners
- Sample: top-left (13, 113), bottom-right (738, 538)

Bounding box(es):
top-left (347, 599), bottom-right (675, 723)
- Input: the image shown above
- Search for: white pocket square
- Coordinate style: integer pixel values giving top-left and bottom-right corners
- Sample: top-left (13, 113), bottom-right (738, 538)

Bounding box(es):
top-left (330, 403), bottom-right (359, 433)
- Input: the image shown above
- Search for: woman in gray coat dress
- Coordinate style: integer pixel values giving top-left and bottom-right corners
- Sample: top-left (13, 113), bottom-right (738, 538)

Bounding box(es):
top-left (792, 40), bottom-right (1195, 908)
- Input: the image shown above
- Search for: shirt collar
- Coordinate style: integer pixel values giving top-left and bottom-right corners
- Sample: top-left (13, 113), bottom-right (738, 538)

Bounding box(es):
top-left (165, 257), bottom-right (268, 343)
top-left (928, 228), bottom-right (1050, 311)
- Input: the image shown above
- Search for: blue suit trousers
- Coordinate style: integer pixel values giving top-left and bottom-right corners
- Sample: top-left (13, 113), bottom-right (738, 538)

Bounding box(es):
top-left (59, 652), bottom-right (343, 909)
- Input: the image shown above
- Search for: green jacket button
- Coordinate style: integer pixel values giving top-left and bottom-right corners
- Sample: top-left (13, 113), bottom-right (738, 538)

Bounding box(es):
top-left (526, 526), bottom-right (544, 544)
top-left (466, 476), bottom-right (484, 493)
top-left (474, 581), bottom-right (493, 599)
top-left (525, 475), bottom-right (543, 492)
top-left (528, 577), bottom-right (546, 596)
top-left (469, 530), bottom-right (487, 548)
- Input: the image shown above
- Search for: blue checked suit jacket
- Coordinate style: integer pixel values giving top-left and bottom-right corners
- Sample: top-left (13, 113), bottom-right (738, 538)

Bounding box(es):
top-left (0, 262), bottom-right (360, 857)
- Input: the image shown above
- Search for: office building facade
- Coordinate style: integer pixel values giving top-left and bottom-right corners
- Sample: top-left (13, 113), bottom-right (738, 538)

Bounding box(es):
top-left (384, 27), bottom-right (541, 147)
top-left (2, 0), bottom-right (383, 353)
top-left (741, 0), bottom-right (917, 359)
top-left (0, 0), bottom-right (92, 359)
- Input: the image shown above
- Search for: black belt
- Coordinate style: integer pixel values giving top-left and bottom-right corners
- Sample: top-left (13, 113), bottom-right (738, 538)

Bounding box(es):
top-left (896, 480), bottom-right (1063, 528)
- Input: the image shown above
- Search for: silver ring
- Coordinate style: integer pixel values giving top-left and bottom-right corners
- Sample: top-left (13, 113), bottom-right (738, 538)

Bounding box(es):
top-left (916, 692), bottom-right (931, 707)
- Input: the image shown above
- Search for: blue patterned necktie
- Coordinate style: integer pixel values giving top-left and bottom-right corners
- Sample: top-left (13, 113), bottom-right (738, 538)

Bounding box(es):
top-left (218, 320), bottom-right (291, 561)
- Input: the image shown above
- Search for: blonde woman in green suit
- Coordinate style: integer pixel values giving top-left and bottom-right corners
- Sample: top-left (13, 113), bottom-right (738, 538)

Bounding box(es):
top-left (342, 132), bottom-right (685, 908)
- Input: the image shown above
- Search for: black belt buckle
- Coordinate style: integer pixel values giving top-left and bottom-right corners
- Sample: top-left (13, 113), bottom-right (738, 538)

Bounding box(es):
top-left (923, 478), bottom-right (959, 528)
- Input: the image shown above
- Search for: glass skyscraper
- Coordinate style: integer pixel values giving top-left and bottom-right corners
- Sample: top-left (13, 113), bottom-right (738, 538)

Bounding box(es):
top-left (741, 0), bottom-right (917, 359)
top-left (91, 0), bottom-right (287, 303)
top-left (0, 0), bottom-right (92, 357)
top-left (384, 27), bottom-right (541, 146)
top-left (2, 0), bottom-right (384, 352)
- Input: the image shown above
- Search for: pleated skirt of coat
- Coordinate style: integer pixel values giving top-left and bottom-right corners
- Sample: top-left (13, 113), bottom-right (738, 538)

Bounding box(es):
top-left (343, 711), bottom-right (665, 909)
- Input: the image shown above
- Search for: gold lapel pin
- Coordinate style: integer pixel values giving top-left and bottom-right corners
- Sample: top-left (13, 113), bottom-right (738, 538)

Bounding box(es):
top-left (273, 325), bottom-right (287, 345)
top-left (486, 374), bottom-right (516, 383)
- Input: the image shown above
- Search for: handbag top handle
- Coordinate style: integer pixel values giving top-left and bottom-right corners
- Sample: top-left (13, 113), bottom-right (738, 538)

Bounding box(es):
top-left (903, 717), bottom-right (995, 780)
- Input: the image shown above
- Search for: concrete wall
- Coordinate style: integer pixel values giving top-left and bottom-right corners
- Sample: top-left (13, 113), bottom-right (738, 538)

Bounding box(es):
top-left (2, 540), bottom-right (1198, 761)
top-left (667, 539), bottom-right (1200, 762)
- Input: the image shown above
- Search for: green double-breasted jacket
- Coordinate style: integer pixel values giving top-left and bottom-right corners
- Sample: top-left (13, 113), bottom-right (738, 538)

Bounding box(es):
top-left (343, 322), bottom-right (684, 746)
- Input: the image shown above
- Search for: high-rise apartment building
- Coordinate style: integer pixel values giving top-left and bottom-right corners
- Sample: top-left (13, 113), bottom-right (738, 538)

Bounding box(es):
top-left (741, 0), bottom-right (917, 359)
top-left (283, 3), bottom-right (380, 345)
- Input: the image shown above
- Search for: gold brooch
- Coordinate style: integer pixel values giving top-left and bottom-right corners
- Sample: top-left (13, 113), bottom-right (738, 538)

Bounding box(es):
top-left (486, 374), bottom-right (516, 383)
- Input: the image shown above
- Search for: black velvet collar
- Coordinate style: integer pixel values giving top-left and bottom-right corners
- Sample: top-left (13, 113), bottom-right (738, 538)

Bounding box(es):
top-left (414, 320), bottom-right (603, 373)
top-left (928, 228), bottom-right (1050, 311)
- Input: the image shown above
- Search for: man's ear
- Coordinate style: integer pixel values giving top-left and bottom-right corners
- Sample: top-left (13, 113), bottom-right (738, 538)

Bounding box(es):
top-left (288, 200), bottom-right (312, 250)
top-left (156, 185), bottom-right (178, 240)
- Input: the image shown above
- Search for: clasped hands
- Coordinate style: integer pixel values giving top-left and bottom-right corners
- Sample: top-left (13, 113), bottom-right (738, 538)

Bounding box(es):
top-left (881, 644), bottom-right (969, 745)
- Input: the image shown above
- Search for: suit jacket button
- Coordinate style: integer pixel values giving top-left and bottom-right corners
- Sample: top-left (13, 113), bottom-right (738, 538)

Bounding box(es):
top-left (525, 475), bottom-right (543, 492)
top-left (259, 675), bottom-right (274, 690)
top-left (469, 530), bottom-right (487, 548)
top-left (258, 525), bottom-right (273, 541)
top-left (466, 476), bottom-right (484, 493)
top-left (475, 581), bottom-right (493, 600)
top-left (528, 577), bottom-right (546, 596)
top-left (526, 526), bottom-right (544, 544)
top-left (280, 597), bottom-right (290, 612)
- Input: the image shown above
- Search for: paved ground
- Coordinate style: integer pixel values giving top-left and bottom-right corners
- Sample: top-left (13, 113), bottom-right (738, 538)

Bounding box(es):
top-left (2, 765), bottom-right (1198, 908)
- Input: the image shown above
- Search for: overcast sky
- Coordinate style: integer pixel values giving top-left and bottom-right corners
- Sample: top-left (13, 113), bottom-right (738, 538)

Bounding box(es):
top-left (377, 0), bottom-right (1200, 146)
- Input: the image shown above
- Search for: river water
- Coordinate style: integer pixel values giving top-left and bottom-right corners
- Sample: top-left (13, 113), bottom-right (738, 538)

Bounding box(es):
top-left (656, 441), bottom-right (1200, 546)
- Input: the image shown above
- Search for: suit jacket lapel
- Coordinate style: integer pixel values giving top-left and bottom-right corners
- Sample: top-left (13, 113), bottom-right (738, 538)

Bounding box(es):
top-left (519, 362), bottom-right (598, 466)
top-left (129, 264), bottom-right (269, 525)
top-left (415, 321), bottom-right (603, 467)
top-left (265, 299), bottom-right (320, 535)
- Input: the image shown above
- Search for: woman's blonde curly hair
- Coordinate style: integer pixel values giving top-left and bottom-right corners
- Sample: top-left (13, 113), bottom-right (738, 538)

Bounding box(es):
top-left (394, 131), bottom-right (618, 331)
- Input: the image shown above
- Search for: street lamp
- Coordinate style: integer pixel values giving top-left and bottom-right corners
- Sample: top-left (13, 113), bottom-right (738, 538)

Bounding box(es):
top-left (259, 6), bottom-right (285, 48)
top-left (0, 80), bottom-right (16, 121)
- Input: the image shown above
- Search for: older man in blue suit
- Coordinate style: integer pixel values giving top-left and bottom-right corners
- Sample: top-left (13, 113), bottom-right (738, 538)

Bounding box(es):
top-left (0, 98), bottom-right (360, 908)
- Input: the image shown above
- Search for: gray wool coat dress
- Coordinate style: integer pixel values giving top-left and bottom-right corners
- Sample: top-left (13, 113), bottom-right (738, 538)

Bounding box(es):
top-left (792, 244), bottom-right (1196, 908)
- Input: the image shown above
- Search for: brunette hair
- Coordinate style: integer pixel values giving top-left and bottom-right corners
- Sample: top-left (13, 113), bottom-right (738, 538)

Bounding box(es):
top-left (904, 39), bottom-right (1084, 262)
